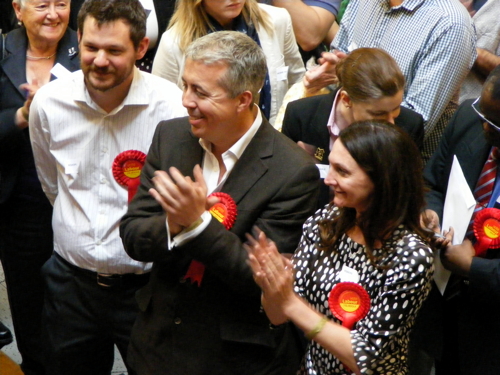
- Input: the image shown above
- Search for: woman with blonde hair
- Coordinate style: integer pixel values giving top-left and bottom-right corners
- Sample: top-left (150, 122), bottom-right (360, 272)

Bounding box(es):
top-left (152, 0), bottom-right (305, 125)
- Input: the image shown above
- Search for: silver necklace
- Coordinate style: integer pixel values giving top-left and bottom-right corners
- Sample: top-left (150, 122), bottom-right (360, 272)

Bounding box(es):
top-left (26, 52), bottom-right (56, 60)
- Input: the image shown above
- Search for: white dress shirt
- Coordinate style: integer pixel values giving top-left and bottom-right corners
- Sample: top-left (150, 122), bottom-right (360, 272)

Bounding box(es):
top-left (29, 68), bottom-right (187, 274)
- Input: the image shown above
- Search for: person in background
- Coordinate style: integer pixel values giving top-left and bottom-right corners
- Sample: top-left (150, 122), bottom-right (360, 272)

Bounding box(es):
top-left (152, 0), bottom-right (304, 126)
top-left (247, 121), bottom-right (434, 375)
top-left (28, 0), bottom-right (186, 373)
top-left (0, 0), bottom-right (79, 373)
top-left (424, 65), bottom-right (500, 375)
top-left (458, 0), bottom-right (500, 103)
top-left (282, 47), bottom-right (423, 208)
top-left (304, 0), bottom-right (476, 162)
top-left (69, 0), bottom-right (177, 72)
top-left (120, 31), bottom-right (319, 375)
top-left (0, 0), bottom-right (17, 33)
top-left (258, 0), bottom-right (340, 62)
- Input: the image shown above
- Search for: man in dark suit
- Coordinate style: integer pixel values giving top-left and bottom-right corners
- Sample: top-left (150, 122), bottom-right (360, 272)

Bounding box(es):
top-left (423, 65), bottom-right (500, 374)
top-left (120, 31), bottom-right (320, 375)
top-left (282, 88), bottom-right (423, 207)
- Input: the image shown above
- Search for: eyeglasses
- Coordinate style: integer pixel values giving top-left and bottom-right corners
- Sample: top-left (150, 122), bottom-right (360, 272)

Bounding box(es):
top-left (472, 97), bottom-right (500, 132)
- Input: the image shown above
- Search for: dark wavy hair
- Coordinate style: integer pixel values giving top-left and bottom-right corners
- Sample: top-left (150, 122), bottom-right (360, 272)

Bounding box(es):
top-left (77, 0), bottom-right (147, 49)
top-left (318, 121), bottom-right (431, 265)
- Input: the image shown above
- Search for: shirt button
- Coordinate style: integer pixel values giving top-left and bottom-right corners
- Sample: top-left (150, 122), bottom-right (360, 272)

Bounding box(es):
top-left (174, 318), bottom-right (181, 325)
top-left (100, 177), bottom-right (107, 184)
top-left (179, 277), bottom-right (186, 283)
top-left (96, 240), bottom-right (102, 245)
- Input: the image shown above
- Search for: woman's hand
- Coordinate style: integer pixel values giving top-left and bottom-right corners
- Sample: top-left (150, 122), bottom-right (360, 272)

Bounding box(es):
top-left (303, 50), bottom-right (347, 95)
top-left (245, 228), bottom-right (297, 324)
top-left (16, 79), bottom-right (40, 128)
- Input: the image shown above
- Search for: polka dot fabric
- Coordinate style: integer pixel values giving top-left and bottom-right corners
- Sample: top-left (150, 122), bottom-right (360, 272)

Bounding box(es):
top-left (293, 205), bottom-right (434, 375)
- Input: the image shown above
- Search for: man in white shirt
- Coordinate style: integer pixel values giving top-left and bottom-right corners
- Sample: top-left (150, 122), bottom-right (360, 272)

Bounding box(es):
top-left (29, 0), bottom-right (186, 374)
top-left (120, 31), bottom-right (320, 375)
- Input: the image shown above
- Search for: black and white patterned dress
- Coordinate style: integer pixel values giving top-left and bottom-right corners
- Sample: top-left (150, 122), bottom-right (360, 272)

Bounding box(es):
top-left (293, 205), bottom-right (434, 375)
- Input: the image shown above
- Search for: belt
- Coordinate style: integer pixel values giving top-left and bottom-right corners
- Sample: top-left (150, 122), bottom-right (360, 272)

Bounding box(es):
top-left (54, 252), bottom-right (150, 289)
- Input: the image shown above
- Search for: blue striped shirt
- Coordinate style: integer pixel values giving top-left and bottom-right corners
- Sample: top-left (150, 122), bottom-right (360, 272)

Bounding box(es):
top-left (332, 0), bottom-right (476, 147)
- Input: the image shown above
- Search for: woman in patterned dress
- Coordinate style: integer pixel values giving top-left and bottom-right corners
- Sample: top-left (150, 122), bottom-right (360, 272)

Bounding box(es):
top-left (247, 121), bottom-right (434, 375)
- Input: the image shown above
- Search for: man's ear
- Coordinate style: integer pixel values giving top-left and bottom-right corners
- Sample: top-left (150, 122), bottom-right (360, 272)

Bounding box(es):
top-left (236, 91), bottom-right (254, 113)
top-left (135, 37), bottom-right (150, 60)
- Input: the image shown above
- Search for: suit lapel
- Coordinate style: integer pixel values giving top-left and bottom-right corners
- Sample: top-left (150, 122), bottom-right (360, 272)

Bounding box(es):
top-left (310, 91), bottom-right (335, 163)
top-left (220, 120), bottom-right (273, 204)
top-left (1, 28), bottom-right (79, 98)
top-left (1, 29), bottom-right (28, 98)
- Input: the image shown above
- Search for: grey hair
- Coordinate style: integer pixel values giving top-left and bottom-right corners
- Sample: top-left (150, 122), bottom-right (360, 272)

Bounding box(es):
top-left (184, 30), bottom-right (267, 99)
top-left (13, 0), bottom-right (71, 8)
top-left (13, 0), bottom-right (27, 7)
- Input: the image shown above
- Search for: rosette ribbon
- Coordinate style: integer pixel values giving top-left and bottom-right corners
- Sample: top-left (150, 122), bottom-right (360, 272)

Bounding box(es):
top-left (184, 192), bottom-right (237, 286)
top-left (473, 207), bottom-right (500, 256)
top-left (328, 282), bottom-right (370, 373)
top-left (112, 150), bottom-right (146, 203)
top-left (328, 282), bottom-right (370, 330)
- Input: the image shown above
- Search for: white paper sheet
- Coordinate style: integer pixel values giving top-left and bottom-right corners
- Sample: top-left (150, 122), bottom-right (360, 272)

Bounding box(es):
top-left (435, 155), bottom-right (476, 295)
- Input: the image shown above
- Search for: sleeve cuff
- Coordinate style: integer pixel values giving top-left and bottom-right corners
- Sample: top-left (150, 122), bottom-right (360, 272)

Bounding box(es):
top-left (167, 211), bottom-right (213, 250)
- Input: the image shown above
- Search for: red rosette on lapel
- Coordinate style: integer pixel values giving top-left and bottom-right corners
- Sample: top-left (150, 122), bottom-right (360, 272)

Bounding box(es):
top-left (473, 208), bottom-right (500, 256)
top-left (208, 192), bottom-right (237, 230)
top-left (184, 192), bottom-right (238, 286)
top-left (328, 282), bottom-right (370, 330)
top-left (112, 150), bottom-right (146, 203)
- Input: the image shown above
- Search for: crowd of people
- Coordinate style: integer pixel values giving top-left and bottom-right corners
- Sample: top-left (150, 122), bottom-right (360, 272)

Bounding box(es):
top-left (0, 0), bottom-right (499, 374)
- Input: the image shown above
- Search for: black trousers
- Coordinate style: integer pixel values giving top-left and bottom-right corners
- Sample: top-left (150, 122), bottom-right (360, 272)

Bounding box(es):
top-left (0, 196), bottom-right (53, 375)
top-left (41, 252), bottom-right (149, 375)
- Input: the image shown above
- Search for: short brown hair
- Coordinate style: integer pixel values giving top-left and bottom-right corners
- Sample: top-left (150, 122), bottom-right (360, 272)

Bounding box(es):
top-left (336, 48), bottom-right (405, 102)
top-left (77, 0), bottom-right (146, 49)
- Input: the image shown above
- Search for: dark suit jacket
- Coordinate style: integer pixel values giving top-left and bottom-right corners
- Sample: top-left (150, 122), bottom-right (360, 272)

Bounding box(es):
top-left (423, 100), bottom-right (500, 374)
top-left (120, 117), bottom-right (320, 375)
top-left (282, 89), bottom-right (424, 207)
top-left (0, 27), bottom-right (79, 203)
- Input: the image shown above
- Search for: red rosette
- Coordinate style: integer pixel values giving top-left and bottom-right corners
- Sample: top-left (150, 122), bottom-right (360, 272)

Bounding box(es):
top-left (328, 282), bottom-right (370, 330)
top-left (208, 192), bottom-right (237, 230)
top-left (184, 192), bottom-right (237, 287)
top-left (473, 208), bottom-right (500, 256)
top-left (112, 150), bottom-right (146, 202)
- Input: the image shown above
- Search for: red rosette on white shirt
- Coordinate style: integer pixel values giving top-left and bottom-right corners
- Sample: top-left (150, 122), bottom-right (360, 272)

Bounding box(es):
top-left (328, 282), bottom-right (370, 330)
top-left (184, 192), bottom-right (237, 286)
top-left (112, 150), bottom-right (146, 203)
top-left (473, 207), bottom-right (500, 256)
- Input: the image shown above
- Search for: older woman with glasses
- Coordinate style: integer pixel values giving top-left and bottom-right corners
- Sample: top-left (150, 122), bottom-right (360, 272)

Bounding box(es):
top-left (0, 1), bottom-right (79, 373)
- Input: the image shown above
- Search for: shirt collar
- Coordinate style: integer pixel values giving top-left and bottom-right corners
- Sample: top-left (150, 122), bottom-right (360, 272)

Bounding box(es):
top-left (73, 67), bottom-right (148, 113)
top-left (386, 0), bottom-right (424, 12)
top-left (199, 105), bottom-right (263, 160)
top-left (327, 91), bottom-right (342, 138)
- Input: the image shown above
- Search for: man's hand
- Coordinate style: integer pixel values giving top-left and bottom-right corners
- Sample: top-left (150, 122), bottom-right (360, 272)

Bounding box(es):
top-left (440, 227), bottom-right (475, 277)
top-left (303, 50), bottom-right (347, 95)
top-left (149, 165), bottom-right (208, 234)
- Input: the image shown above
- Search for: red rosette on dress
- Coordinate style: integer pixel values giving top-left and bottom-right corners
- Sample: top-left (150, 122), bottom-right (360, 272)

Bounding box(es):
top-left (184, 192), bottom-right (238, 286)
top-left (112, 150), bottom-right (146, 203)
top-left (328, 282), bottom-right (370, 330)
top-left (473, 207), bottom-right (500, 256)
